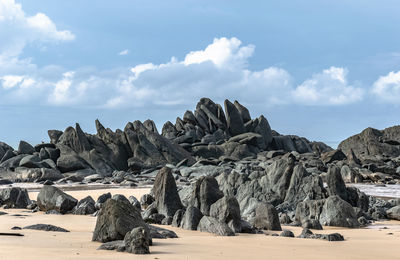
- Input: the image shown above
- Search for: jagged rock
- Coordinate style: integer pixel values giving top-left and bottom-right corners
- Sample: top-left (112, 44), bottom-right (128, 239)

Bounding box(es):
top-left (326, 165), bottom-right (349, 202)
top-left (321, 149), bottom-right (347, 164)
top-left (224, 99), bottom-right (245, 136)
top-left (152, 167), bottom-right (183, 217)
top-left (73, 196), bottom-right (96, 215)
top-left (387, 206), bottom-right (400, 220)
top-left (189, 176), bottom-right (224, 216)
top-left (92, 199), bottom-right (148, 242)
top-left (0, 154), bottom-right (26, 169)
top-left (197, 216), bottom-right (235, 236)
top-left (95, 192), bottom-right (111, 210)
top-left (284, 164), bottom-right (327, 205)
top-left (181, 206), bottom-right (203, 230)
top-left (209, 196), bottom-right (241, 233)
top-left (234, 100), bottom-right (251, 123)
top-left (339, 126), bottom-right (400, 158)
top-left (17, 141), bottom-right (35, 155)
top-left (253, 202), bottom-right (282, 231)
top-left (140, 194), bottom-right (155, 209)
top-left (23, 224), bottom-right (69, 232)
top-left (295, 199), bottom-right (325, 226)
top-left (0, 150), bottom-right (15, 164)
top-left (0, 187), bottom-right (30, 208)
top-left (37, 185), bottom-right (77, 214)
top-left (124, 227), bottom-right (150, 254)
top-left (129, 196), bottom-right (141, 211)
top-left (172, 209), bottom-right (185, 227)
top-left (48, 130), bottom-right (63, 144)
top-left (319, 196), bottom-right (360, 228)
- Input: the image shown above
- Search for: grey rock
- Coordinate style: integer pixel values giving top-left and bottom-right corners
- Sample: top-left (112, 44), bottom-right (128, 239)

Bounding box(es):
top-left (197, 216), bottom-right (235, 236)
top-left (0, 187), bottom-right (30, 208)
top-left (189, 176), bottom-right (224, 216)
top-left (92, 198), bottom-right (148, 242)
top-left (209, 196), bottom-right (241, 233)
top-left (172, 209), bottom-right (185, 227)
top-left (280, 230), bottom-right (295, 237)
top-left (37, 185), bottom-right (77, 214)
top-left (124, 227), bottom-right (150, 254)
top-left (152, 167), bottom-right (183, 217)
top-left (74, 196), bottom-right (96, 215)
top-left (387, 206), bottom-right (400, 220)
top-left (224, 99), bottom-right (245, 136)
top-left (23, 224), bottom-right (69, 232)
top-left (253, 202), bottom-right (282, 231)
top-left (18, 141), bottom-right (35, 155)
top-left (319, 196), bottom-right (360, 228)
top-left (181, 206), bottom-right (203, 230)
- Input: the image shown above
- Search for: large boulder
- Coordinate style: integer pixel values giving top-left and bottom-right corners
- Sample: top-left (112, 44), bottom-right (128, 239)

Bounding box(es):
top-left (189, 176), bottom-right (224, 216)
top-left (253, 202), bottom-right (282, 231)
top-left (92, 198), bottom-right (148, 242)
top-left (17, 141), bottom-right (35, 155)
top-left (387, 206), bottom-right (400, 220)
top-left (180, 206), bottom-right (203, 230)
top-left (124, 227), bottom-right (150, 254)
top-left (37, 185), bottom-right (78, 214)
top-left (209, 196), bottom-right (241, 233)
top-left (0, 187), bottom-right (30, 208)
top-left (295, 199), bottom-right (326, 226)
top-left (73, 196), bottom-right (96, 215)
top-left (319, 196), bottom-right (360, 228)
top-left (152, 167), bottom-right (183, 217)
top-left (197, 216), bottom-right (235, 236)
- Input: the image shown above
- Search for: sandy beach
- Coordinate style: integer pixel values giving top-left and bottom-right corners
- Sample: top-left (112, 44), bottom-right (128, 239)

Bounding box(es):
top-left (0, 187), bottom-right (399, 260)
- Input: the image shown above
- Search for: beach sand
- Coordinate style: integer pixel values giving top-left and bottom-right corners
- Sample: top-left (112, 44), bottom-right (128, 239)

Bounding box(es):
top-left (0, 187), bottom-right (399, 260)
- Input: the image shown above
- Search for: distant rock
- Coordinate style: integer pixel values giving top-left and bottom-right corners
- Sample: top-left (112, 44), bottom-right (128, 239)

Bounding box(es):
top-left (0, 187), bottom-right (30, 209)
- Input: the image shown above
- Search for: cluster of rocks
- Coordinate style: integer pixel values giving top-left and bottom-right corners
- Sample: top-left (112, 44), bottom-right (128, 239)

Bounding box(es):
top-left (1, 98), bottom-right (399, 187)
top-left (1, 97), bottom-right (400, 254)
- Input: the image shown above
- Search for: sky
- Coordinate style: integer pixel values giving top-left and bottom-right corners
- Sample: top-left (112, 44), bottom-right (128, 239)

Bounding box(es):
top-left (1, 0), bottom-right (400, 149)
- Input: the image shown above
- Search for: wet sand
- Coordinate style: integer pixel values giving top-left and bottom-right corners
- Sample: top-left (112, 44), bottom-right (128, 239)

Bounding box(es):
top-left (0, 188), bottom-right (399, 260)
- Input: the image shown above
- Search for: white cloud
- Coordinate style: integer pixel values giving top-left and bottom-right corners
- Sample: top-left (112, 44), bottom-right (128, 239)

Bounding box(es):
top-left (1, 34), bottom-right (369, 109)
top-left (292, 67), bottom-right (364, 105)
top-left (0, 0), bottom-right (74, 59)
top-left (118, 49), bottom-right (129, 56)
top-left (371, 71), bottom-right (400, 103)
top-left (183, 37), bottom-right (254, 69)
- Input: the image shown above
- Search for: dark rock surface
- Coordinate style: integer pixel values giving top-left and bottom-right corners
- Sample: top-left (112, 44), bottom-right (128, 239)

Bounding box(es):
top-left (37, 185), bottom-right (77, 214)
top-left (23, 224), bottom-right (69, 232)
top-left (92, 198), bottom-right (148, 242)
top-left (124, 227), bottom-right (150, 254)
top-left (197, 216), bottom-right (235, 236)
top-left (152, 167), bottom-right (183, 217)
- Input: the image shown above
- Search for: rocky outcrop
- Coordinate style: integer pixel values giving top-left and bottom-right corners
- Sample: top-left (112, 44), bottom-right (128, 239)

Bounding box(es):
top-left (189, 176), bottom-right (224, 216)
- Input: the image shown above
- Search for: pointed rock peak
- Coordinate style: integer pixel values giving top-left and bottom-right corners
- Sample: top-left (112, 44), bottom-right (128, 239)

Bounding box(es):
top-left (143, 119), bottom-right (159, 134)
top-left (233, 100), bottom-right (251, 123)
top-left (224, 99), bottom-right (245, 137)
top-left (95, 119), bottom-right (106, 133)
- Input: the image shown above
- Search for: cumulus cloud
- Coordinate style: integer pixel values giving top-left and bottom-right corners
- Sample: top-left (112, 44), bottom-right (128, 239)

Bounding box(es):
top-left (292, 67), bottom-right (364, 105)
top-left (1, 32), bottom-right (369, 109)
top-left (0, 0), bottom-right (74, 59)
top-left (371, 71), bottom-right (400, 104)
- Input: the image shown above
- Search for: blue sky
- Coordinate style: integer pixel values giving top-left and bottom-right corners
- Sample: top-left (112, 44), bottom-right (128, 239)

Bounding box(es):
top-left (1, 0), bottom-right (400, 148)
